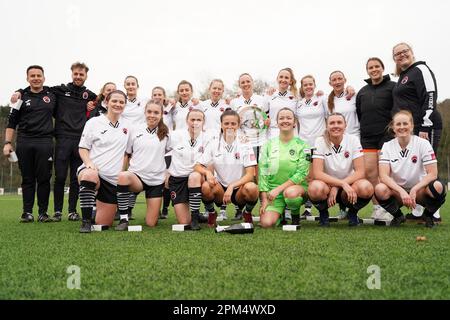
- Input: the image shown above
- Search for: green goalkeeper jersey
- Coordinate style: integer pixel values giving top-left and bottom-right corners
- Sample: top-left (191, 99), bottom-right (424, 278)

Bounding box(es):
top-left (258, 137), bottom-right (310, 196)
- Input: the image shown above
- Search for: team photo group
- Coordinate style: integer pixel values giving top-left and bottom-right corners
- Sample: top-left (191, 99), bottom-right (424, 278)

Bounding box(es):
top-left (3, 42), bottom-right (447, 233)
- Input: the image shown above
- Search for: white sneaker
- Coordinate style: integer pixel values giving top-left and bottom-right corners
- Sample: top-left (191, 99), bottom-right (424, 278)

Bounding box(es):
top-left (433, 209), bottom-right (440, 219)
top-left (337, 209), bottom-right (347, 219)
top-left (217, 209), bottom-right (227, 221)
top-left (284, 209), bottom-right (292, 220)
top-left (371, 205), bottom-right (393, 221)
top-left (412, 204), bottom-right (425, 217)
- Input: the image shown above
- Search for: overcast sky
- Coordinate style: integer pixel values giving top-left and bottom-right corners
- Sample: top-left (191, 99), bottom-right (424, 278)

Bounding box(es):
top-left (1, 0), bottom-right (449, 104)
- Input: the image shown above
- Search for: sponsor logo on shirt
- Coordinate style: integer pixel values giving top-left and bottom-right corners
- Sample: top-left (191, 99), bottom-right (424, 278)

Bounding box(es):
top-left (100, 130), bottom-right (107, 135)
top-left (136, 134), bottom-right (143, 139)
top-left (391, 159), bottom-right (399, 163)
top-left (65, 92), bottom-right (71, 97)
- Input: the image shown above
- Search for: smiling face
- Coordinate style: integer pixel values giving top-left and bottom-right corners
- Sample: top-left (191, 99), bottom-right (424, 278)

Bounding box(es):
top-left (124, 77), bottom-right (138, 97)
top-left (72, 67), bottom-right (87, 87)
top-left (145, 103), bottom-right (162, 129)
top-left (106, 92), bottom-right (126, 116)
top-left (277, 109), bottom-right (296, 132)
top-left (366, 59), bottom-right (384, 83)
top-left (277, 70), bottom-right (291, 92)
top-left (152, 88), bottom-right (165, 105)
top-left (329, 72), bottom-right (346, 94)
top-left (209, 81), bottom-right (224, 102)
top-left (326, 114), bottom-right (346, 139)
top-left (392, 113), bottom-right (413, 138)
top-left (301, 77), bottom-right (315, 97)
top-left (221, 114), bottom-right (239, 142)
top-left (393, 43), bottom-right (414, 71)
top-left (27, 68), bottom-right (45, 91)
top-left (238, 74), bottom-right (253, 95)
top-left (178, 84), bottom-right (192, 103)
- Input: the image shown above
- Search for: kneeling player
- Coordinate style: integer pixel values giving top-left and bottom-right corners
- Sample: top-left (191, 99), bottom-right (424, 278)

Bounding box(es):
top-left (77, 90), bottom-right (129, 233)
top-left (309, 113), bottom-right (373, 227)
top-left (115, 100), bottom-right (170, 230)
top-left (258, 108), bottom-right (310, 228)
top-left (375, 111), bottom-right (446, 228)
top-left (194, 109), bottom-right (259, 227)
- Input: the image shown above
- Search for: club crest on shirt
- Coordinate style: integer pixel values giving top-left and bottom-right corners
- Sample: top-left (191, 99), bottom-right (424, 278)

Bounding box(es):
top-left (82, 92), bottom-right (89, 99)
top-left (289, 149), bottom-right (295, 156)
top-left (123, 128), bottom-right (128, 135)
top-left (313, 101), bottom-right (318, 106)
top-left (411, 155), bottom-right (418, 163)
top-left (198, 146), bottom-right (204, 153)
top-left (235, 152), bottom-right (240, 160)
top-left (220, 107), bottom-right (225, 112)
top-left (344, 151), bottom-right (350, 158)
top-left (401, 76), bottom-right (409, 85)
top-left (42, 96), bottom-right (51, 103)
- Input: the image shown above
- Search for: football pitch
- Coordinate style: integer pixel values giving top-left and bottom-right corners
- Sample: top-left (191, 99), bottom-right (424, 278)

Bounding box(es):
top-left (0, 194), bottom-right (449, 300)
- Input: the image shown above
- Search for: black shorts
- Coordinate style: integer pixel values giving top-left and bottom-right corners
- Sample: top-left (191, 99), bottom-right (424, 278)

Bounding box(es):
top-left (97, 177), bottom-right (117, 205)
top-left (164, 155), bottom-right (172, 169)
top-left (169, 176), bottom-right (189, 205)
top-left (216, 184), bottom-right (240, 207)
top-left (361, 133), bottom-right (393, 150)
top-left (134, 174), bottom-right (164, 199)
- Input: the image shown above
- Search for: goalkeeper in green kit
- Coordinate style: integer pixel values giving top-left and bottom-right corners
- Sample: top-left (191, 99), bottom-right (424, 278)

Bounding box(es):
top-left (259, 108), bottom-right (311, 228)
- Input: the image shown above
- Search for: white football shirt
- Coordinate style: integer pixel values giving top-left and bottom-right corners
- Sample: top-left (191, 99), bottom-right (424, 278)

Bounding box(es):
top-left (198, 135), bottom-right (257, 187)
top-left (126, 124), bottom-right (169, 186)
top-left (78, 115), bottom-right (130, 185)
top-left (324, 92), bottom-right (360, 137)
top-left (121, 97), bottom-right (148, 124)
top-left (168, 130), bottom-right (213, 177)
top-left (379, 135), bottom-right (437, 190)
top-left (201, 99), bottom-right (231, 138)
top-left (172, 101), bottom-right (203, 131)
top-left (296, 95), bottom-right (328, 147)
top-left (263, 90), bottom-right (298, 139)
top-left (312, 133), bottom-right (364, 180)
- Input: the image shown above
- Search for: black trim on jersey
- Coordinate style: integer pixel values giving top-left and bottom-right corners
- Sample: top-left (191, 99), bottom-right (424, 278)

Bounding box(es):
top-left (109, 121), bottom-right (119, 128)
top-left (147, 127), bottom-right (157, 135)
top-left (225, 143), bottom-right (234, 153)
top-left (337, 92), bottom-right (345, 98)
top-left (211, 101), bottom-right (219, 108)
top-left (278, 91), bottom-right (288, 97)
top-left (305, 99), bottom-right (312, 106)
top-left (399, 149), bottom-right (409, 158)
top-left (189, 139), bottom-right (197, 147)
top-left (128, 98), bottom-right (137, 103)
top-left (332, 145), bottom-right (342, 154)
top-left (244, 99), bottom-right (252, 105)
top-left (180, 102), bottom-right (189, 108)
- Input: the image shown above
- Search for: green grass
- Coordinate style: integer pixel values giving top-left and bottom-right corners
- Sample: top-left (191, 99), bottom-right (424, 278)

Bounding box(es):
top-left (0, 194), bottom-right (449, 300)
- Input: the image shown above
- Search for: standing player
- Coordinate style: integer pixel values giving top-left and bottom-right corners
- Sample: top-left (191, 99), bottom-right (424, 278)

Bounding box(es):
top-left (152, 86), bottom-right (173, 219)
top-left (90, 82), bottom-right (117, 116)
top-left (375, 111), bottom-right (446, 228)
top-left (168, 109), bottom-right (212, 230)
top-left (263, 68), bottom-right (299, 140)
top-left (201, 79), bottom-right (231, 138)
top-left (309, 113), bottom-right (373, 227)
top-left (194, 109), bottom-right (259, 227)
top-left (230, 73), bottom-right (267, 220)
top-left (259, 108), bottom-right (310, 228)
top-left (296, 75), bottom-right (328, 217)
top-left (392, 42), bottom-right (443, 222)
top-left (356, 58), bottom-right (395, 220)
top-left (200, 79), bottom-right (232, 221)
top-left (77, 90), bottom-right (130, 233)
top-left (171, 80), bottom-right (200, 132)
top-left (115, 100), bottom-right (169, 230)
top-left (4, 65), bottom-right (56, 222)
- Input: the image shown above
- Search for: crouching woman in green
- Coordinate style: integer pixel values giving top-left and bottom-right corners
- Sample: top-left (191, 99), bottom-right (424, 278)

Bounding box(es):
top-left (259, 108), bottom-right (310, 228)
